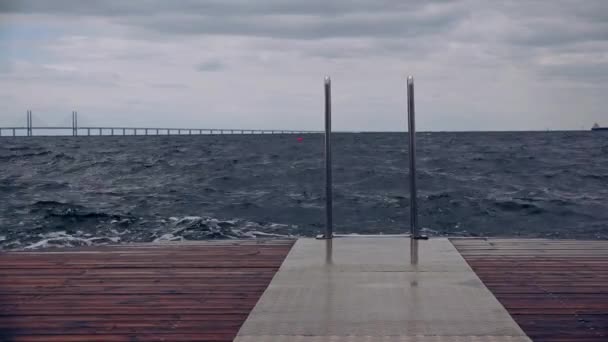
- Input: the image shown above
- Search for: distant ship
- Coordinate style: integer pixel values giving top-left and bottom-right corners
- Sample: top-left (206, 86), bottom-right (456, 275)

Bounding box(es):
top-left (592, 123), bottom-right (608, 131)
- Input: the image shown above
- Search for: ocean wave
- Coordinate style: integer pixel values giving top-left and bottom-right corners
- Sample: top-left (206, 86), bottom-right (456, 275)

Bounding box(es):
top-left (0, 150), bottom-right (52, 161)
top-left (492, 199), bottom-right (544, 214)
top-left (24, 231), bottom-right (122, 249)
top-left (582, 173), bottom-right (608, 181)
top-left (152, 216), bottom-right (291, 242)
top-left (2, 132), bottom-right (608, 247)
top-left (52, 152), bottom-right (75, 161)
top-left (3, 215), bottom-right (295, 250)
top-left (30, 200), bottom-right (124, 221)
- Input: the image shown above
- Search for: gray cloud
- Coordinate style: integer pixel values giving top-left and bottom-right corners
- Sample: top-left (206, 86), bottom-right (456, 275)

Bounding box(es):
top-left (196, 60), bottom-right (224, 72)
top-left (507, 21), bottom-right (608, 47)
top-left (0, 0), bottom-right (449, 17)
top-left (0, 0), bottom-right (607, 130)
top-left (4, 0), bottom-right (607, 52)
top-left (1, 1), bottom-right (464, 39)
top-left (150, 82), bottom-right (190, 89)
top-left (0, 60), bottom-right (14, 74)
top-left (538, 61), bottom-right (608, 85)
top-left (1, 64), bottom-right (121, 86)
top-left (122, 12), bottom-right (461, 40)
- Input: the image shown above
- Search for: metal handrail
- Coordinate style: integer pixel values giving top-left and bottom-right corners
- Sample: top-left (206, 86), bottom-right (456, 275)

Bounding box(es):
top-left (319, 75), bottom-right (423, 239)
top-left (324, 76), bottom-right (333, 239)
top-left (407, 76), bottom-right (427, 240)
top-left (27, 110), bottom-right (32, 137)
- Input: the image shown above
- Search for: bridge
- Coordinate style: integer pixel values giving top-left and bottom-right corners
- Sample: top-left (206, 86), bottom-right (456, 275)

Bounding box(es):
top-left (0, 111), bottom-right (320, 137)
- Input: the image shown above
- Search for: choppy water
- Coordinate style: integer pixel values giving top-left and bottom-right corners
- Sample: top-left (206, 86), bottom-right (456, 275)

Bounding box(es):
top-left (1, 132), bottom-right (607, 249)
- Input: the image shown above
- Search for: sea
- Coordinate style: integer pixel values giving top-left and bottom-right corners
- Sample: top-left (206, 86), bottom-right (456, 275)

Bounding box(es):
top-left (1, 131), bottom-right (607, 250)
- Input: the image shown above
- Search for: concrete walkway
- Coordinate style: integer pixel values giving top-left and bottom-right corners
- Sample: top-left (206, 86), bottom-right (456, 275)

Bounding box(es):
top-left (235, 237), bottom-right (531, 341)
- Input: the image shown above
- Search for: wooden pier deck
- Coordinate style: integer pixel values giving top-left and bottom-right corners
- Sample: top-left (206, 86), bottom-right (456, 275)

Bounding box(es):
top-left (452, 238), bottom-right (608, 342)
top-left (2, 238), bottom-right (607, 341)
top-left (0, 240), bottom-right (294, 342)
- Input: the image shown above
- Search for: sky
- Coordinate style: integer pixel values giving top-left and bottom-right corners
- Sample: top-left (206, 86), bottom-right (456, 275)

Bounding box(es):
top-left (0, 0), bottom-right (607, 131)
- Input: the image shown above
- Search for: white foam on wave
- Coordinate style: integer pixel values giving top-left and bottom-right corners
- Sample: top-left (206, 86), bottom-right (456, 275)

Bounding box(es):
top-left (153, 233), bottom-right (185, 242)
top-left (7, 215), bottom-right (296, 250)
top-left (24, 231), bottom-right (122, 249)
top-left (240, 230), bottom-right (288, 238)
top-left (152, 215), bottom-right (293, 242)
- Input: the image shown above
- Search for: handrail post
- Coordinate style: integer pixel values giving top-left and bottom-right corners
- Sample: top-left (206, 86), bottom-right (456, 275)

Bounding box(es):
top-left (324, 76), bottom-right (333, 239)
top-left (26, 110), bottom-right (31, 137)
top-left (407, 76), bottom-right (427, 240)
top-left (72, 111), bottom-right (78, 136)
top-left (74, 111), bottom-right (78, 136)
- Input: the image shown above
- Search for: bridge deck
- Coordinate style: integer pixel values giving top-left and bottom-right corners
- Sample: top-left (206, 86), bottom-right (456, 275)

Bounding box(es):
top-left (0, 240), bottom-right (294, 342)
top-left (0, 127), bottom-right (320, 136)
top-left (452, 238), bottom-right (608, 342)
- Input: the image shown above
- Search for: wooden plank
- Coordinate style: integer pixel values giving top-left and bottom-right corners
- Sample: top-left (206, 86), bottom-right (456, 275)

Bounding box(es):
top-left (452, 238), bottom-right (608, 342)
top-left (0, 334), bottom-right (239, 341)
top-left (0, 239), bottom-right (294, 341)
top-left (0, 286), bottom-right (281, 295)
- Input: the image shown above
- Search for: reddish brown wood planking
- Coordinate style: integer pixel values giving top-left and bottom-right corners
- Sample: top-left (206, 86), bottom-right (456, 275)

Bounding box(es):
top-left (452, 238), bottom-right (608, 342)
top-left (0, 240), bottom-right (294, 342)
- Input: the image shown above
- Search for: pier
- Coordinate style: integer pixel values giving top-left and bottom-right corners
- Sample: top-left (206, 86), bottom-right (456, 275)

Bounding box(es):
top-left (1, 237), bottom-right (607, 341)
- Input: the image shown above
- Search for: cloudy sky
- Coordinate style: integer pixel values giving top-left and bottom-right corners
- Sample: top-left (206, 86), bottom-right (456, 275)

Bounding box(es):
top-left (0, 0), bottom-right (606, 131)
